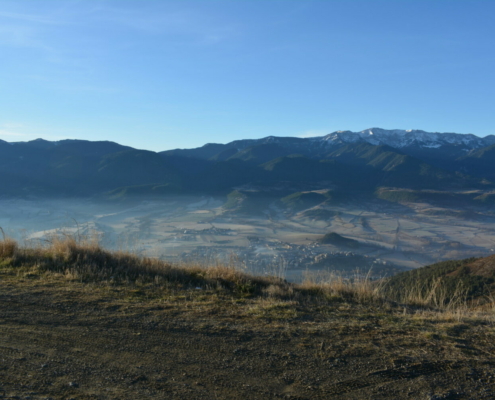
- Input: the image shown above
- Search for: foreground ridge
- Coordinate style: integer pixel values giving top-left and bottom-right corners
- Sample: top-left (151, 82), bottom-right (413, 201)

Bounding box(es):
top-left (1, 237), bottom-right (495, 399)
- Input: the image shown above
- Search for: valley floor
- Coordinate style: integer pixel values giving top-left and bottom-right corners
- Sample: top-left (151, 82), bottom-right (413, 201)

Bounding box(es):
top-left (2, 196), bottom-right (495, 280)
top-left (1, 277), bottom-right (495, 399)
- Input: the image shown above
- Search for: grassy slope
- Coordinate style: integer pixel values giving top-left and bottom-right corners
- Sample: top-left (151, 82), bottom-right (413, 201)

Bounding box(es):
top-left (384, 256), bottom-right (495, 306)
top-left (2, 238), bottom-right (495, 399)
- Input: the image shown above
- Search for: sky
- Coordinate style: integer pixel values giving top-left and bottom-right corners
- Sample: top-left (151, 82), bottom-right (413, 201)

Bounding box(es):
top-left (0, 0), bottom-right (494, 152)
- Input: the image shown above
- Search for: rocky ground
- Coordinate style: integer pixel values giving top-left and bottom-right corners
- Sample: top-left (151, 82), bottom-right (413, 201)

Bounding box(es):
top-left (1, 273), bottom-right (495, 400)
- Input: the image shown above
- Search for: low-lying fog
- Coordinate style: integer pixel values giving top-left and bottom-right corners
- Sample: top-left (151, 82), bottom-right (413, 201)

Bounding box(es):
top-left (2, 196), bottom-right (495, 282)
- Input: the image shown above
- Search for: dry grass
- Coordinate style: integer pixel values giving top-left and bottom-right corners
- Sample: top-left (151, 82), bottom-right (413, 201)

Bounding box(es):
top-left (0, 237), bottom-right (17, 258)
top-left (0, 234), bottom-right (290, 298)
top-left (1, 234), bottom-right (494, 321)
top-left (0, 227), bottom-right (17, 258)
top-left (384, 277), bottom-right (470, 310)
top-left (300, 269), bottom-right (384, 304)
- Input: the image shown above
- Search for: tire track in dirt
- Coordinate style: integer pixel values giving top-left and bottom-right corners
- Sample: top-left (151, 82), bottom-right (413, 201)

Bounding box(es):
top-left (324, 361), bottom-right (463, 395)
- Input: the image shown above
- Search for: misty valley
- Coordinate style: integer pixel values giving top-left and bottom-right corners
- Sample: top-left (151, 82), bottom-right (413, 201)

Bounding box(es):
top-left (2, 190), bottom-right (495, 282)
top-left (2, 128), bottom-right (495, 282)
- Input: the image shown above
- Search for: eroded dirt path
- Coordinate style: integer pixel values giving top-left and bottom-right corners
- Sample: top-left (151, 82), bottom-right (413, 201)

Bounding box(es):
top-left (1, 280), bottom-right (495, 399)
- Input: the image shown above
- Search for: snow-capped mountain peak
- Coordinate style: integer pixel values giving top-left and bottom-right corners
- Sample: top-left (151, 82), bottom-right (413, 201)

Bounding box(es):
top-left (320, 128), bottom-right (494, 151)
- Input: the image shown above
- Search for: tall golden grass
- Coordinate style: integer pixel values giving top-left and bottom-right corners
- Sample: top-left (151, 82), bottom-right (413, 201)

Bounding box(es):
top-left (0, 233), bottom-right (493, 315)
top-left (384, 277), bottom-right (469, 310)
top-left (300, 269), bottom-right (384, 304)
top-left (0, 227), bottom-right (17, 258)
top-left (0, 233), bottom-right (288, 296)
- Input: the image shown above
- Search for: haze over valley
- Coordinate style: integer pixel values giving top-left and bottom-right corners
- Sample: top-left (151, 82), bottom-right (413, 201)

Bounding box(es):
top-left (2, 128), bottom-right (495, 281)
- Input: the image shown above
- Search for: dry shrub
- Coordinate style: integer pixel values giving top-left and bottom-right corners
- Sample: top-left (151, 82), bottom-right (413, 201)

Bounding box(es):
top-left (262, 284), bottom-right (294, 299)
top-left (0, 238), bottom-right (17, 258)
top-left (201, 264), bottom-right (247, 283)
top-left (48, 236), bottom-right (82, 262)
top-left (0, 227), bottom-right (17, 258)
top-left (387, 277), bottom-right (469, 310)
top-left (300, 270), bottom-right (384, 303)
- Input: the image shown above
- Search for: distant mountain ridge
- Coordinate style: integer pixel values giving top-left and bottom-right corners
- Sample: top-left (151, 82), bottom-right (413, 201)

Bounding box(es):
top-left (320, 128), bottom-right (495, 149)
top-left (161, 127), bottom-right (495, 186)
top-left (1, 128), bottom-right (494, 201)
top-left (162, 128), bottom-right (495, 161)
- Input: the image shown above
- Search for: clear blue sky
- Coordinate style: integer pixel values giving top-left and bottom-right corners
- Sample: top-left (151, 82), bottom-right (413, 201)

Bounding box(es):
top-left (1, 0), bottom-right (494, 151)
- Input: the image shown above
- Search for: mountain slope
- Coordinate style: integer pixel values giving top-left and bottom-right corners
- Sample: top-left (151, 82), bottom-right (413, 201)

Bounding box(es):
top-left (226, 143), bottom-right (297, 165)
top-left (260, 155), bottom-right (374, 189)
top-left (0, 129), bottom-right (493, 198)
top-left (457, 144), bottom-right (495, 180)
top-left (162, 128), bottom-right (495, 167)
top-left (0, 140), bottom-right (175, 196)
top-left (326, 142), bottom-right (477, 189)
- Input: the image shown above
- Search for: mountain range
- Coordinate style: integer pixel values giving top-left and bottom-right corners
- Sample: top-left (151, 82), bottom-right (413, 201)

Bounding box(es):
top-left (163, 127), bottom-right (495, 164)
top-left (1, 128), bottom-right (494, 207)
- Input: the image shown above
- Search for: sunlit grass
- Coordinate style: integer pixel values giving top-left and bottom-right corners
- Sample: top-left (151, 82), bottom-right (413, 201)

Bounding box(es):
top-left (1, 233), bottom-right (494, 324)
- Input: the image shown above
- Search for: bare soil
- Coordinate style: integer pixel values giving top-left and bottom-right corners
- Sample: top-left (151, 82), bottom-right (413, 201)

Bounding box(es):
top-left (1, 277), bottom-right (495, 399)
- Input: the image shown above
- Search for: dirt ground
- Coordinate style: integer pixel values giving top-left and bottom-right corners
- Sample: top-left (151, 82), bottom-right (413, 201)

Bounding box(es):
top-left (1, 277), bottom-right (495, 399)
